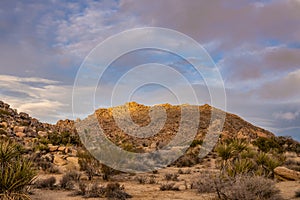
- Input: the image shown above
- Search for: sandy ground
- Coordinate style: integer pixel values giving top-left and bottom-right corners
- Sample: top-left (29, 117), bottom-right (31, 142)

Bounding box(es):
top-left (30, 164), bottom-right (300, 200)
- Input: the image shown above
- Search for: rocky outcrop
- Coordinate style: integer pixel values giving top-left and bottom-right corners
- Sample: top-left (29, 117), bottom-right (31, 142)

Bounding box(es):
top-left (94, 102), bottom-right (275, 150)
top-left (274, 166), bottom-right (300, 181)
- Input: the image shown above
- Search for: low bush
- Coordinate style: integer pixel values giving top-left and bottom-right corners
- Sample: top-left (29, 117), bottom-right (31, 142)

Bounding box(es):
top-left (295, 189), bottom-right (300, 198)
top-left (105, 182), bottom-right (132, 200)
top-left (160, 182), bottom-right (179, 191)
top-left (253, 137), bottom-right (281, 153)
top-left (194, 174), bottom-right (283, 200)
top-left (35, 177), bottom-right (56, 189)
top-left (164, 173), bottom-right (179, 181)
top-left (60, 173), bottom-right (76, 190)
top-left (136, 176), bottom-right (147, 184)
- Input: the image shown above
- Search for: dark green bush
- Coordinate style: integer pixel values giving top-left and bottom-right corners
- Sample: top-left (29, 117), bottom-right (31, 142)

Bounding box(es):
top-left (253, 137), bottom-right (281, 153)
top-left (0, 139), bottom-right (36, 199)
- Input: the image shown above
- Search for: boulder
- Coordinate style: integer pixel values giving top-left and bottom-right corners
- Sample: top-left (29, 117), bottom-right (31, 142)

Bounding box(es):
top-left (53, 154), bottom-right (67, 166)
top-left (14, 126), bottom-right (26, 133)
top-left (48, 144), bottom-right (59, 152)
top-left (58, 146), bottom-right (66, 152)
top-left (274, 166), bottom-right (300, 181)
top-left (0, 122), bottom-right (8, 128)
top-left (16, 132), bottom-right (26, 138)
top-left (38, 131), bottom-right (48, 137)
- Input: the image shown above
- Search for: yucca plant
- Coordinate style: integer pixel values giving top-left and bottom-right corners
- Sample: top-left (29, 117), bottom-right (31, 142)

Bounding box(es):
top-left (0, 139), bottom-right (36, 200)
top-left (215, 143), bottom-right (234, 171)
top-left (227, 158), bottom-right (255, 177)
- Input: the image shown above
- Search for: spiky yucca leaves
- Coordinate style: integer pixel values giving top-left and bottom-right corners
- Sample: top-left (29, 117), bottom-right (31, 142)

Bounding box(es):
top-left (0, 139), bottom-right (36, 200)
top-left (255, 152), bottom-right (283, 177)
top-left (215, 139), bottom-right (249, 173)
top-left (215, 138), bottom-right (285, 177)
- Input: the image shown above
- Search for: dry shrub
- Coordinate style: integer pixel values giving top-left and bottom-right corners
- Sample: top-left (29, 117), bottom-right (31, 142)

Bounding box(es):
top-left (178, 169), bottom-right (191, 174)
top-left (105, 183), bottom-right (132, 200)
top-left (295, 189), bottom-right (300, 198)
top-left (194, 173), bottom-right (283, 200)
top-left (75, 182), bottom-right (132, 199)
top-left (136, 176), bottom-right (147, 184)
top-left (160, 182), bottom-right (179, 191)
top-left (224, 175), bottom-right (283, 200)
top-left (35, 176), bottom-right (56, 189)
top-left (60, 174), bottom-right (74, 190)
top-left (164, 173), bottom-right (179, 181)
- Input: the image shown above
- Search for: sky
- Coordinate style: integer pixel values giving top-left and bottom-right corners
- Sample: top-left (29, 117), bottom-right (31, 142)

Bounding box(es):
top-left (0, 0), bottom-right (299, 141)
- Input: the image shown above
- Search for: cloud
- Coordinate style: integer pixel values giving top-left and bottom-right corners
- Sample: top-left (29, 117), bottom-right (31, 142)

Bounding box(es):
top-left (119, 0), bottom-right (300, 47)
top-left (257, 69), bottom-right (300, 100)
top-left (0, 75), bottom-right (72, 122)
top-left (273, 111), bottom-right (300, 121)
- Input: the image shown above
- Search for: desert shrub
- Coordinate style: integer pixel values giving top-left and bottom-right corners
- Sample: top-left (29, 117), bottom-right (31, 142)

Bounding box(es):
top-left (105, 182), bottom-right (132, 200)
top-left (255, 152), bottom-right (283, 177)
top-left (48, 165), bottom-right (61, 174)
top-left (0, 128), bottom-right (7, 135)
top-left (87, 183), bottom-right (105, 198)
top-left (48, 131), bottom-right (81, 146)
top-left (277, 136), bottom-right (300, 154)
top-left (0, 109), bottom-right (10, 116)
top-left (178, 169), bottom-right (191, 174)
top-left (224, 175), bottom-right (283, 200)
top-left (160, 182), bottom-right (179, 191)
top-left (148, 176), bottom-right (157, 184)
top-left (284, 159), bottom-right (300, 171)
top-left (66, 171), bottom-right (81, 182)
top-left (34, 144), bottom-right (49, 152)
top-left (174, 154), bottom-right (198, 167)
top-left (215, 139), bottom-right (284, 177)
top-left (76, 182), bottom-right (132, 199)
top-left (253, 137), bottom-right (281, 153)
top-left (226, 158), bottom-right (255, 177)
top-left (60, 173), bottom-right (75, 190)
top-left (136, 176), bottom-right (147, 184)
top-left (101, 164), bottom-right (120, 181)
top-left (77, 182), bottom-right (87, 196)
top-left (295, 189), bottom-right (300, 198)
top-left (35, 177), bottom-right (56, 189)
top-left (77, 149), bottom-right (101, 180)
top-left (194, 174), bottom-right (283, 200)
top-left (190, 140), bottom-right (203, 147)
top-left (0, 139), bottom-right (36, 200)
top-left (164, 173), bottom-right (179, 181)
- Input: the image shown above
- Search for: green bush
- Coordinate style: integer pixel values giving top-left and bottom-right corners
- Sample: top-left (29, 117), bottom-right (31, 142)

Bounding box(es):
top-left (253, 137), bottom-right (281, 153)
top-left (48, 132), bottom-right (81, 146)
top-left (190, 140), bottom-right (203, 147)
top-left (0, 139), bottom-right (36, 199)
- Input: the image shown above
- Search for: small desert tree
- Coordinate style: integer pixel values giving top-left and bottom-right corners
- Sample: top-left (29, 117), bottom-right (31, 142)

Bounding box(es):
top-left (77, 149), bottom-right (101, 180)
top-left (0, 139), bottom-right (36, 200)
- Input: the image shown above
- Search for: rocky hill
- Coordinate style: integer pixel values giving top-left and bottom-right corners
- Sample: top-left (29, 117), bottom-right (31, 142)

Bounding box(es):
top-left (95, 102), bottom-right (275, 152)
top-left (1, 100), bottom-right (299, 171)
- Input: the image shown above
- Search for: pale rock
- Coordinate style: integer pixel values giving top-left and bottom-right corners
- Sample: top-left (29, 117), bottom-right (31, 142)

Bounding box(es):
top-left (16, 132), bottom-right (26, 138)
top-left (58, 146), bottom-right (66, 152)
top-left (0, 122), bottom-right (8, 128)
top-left (53, 154), bottom-right (67, 166)
top-left (38, 131), bottom-right (48, 137)
top-left (48, 144), bottom-right (59, 152)
top-left (14, 126), bottom-right (26, 133)
top-left (274, 166), bottom-right (300, 181)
